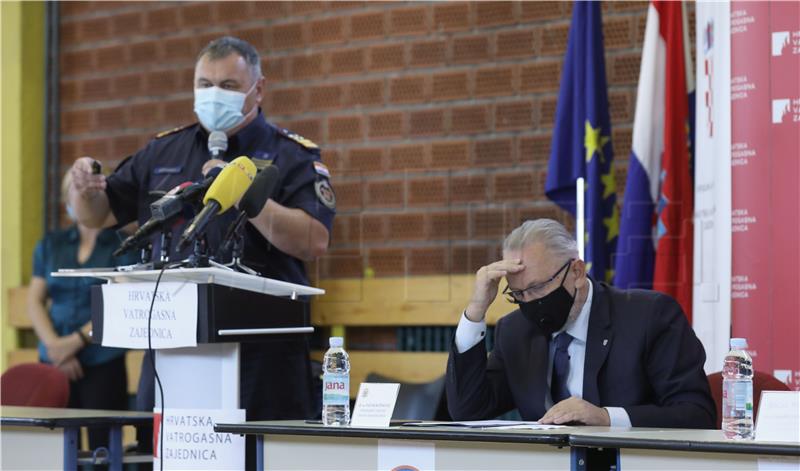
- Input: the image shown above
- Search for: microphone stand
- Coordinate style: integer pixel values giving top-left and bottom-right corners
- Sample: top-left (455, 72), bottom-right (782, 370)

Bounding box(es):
top-left (131, 242), bottom-right (159, 270)
top-left (140, 243), bottom-right (152, 265)
top-left (148, 229), bottom-right (176, 271)
top-left (220, 212), bottom-right (260, 276)
top-left (230, 231), bottom-right (259, 276)
top-left (159, 230), bottom-right (172, 264)
top-left (186, 236), bottom-right (210, 268)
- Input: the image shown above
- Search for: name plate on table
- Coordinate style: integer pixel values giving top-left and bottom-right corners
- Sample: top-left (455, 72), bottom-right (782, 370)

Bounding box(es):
top-left (351, 383), bottom-right (400, 427)
top-left (755, 391), bottom-right (800, 443)
top-left (101, 282), bottom-right (198, 349)
top-left (154, 408), bottom-right (245, 470)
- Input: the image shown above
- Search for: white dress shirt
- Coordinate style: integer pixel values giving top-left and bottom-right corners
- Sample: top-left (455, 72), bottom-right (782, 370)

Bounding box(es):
top-left (455, 279), bottom-right (632, 426)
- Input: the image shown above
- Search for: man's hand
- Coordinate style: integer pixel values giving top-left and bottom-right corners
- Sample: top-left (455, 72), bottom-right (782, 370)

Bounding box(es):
top-left (202, 159), bottom-right (226, 176)
top-left (69, 157), bottom-right (106, 198)
top-left (46, 334), bottom-right (84, 366)
top-left (67, 157), bottom-right (115, 228)
top-left (465, 259), bottom-right (525, 322)
top-left (539, 397), bottom-right (610, 426)
top-left (57, 357), bottom-right (84, 382)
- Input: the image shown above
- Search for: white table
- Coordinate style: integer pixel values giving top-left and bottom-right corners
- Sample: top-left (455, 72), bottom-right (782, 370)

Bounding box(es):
top-left (1, 406), bottom-right (152, 471)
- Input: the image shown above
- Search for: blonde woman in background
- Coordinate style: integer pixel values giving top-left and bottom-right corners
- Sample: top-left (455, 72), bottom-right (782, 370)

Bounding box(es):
top-left (27, 171), bottom-right (137, 450)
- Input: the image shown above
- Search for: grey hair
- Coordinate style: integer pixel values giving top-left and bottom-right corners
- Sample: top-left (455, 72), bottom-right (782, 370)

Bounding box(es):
top-left (197, 36), bottom-right (262, 81)
top-left (503, 218), bottom-right (578, 261)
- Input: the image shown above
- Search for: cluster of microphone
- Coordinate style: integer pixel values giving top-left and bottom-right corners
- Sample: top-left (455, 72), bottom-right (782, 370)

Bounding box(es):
top-left (113, 155), bottom-right (281, 262)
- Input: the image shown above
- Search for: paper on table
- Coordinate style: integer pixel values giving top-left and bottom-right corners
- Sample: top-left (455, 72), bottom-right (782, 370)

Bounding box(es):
top-left (489, 423), bottom-right (569, 430)
top-left (404, 420), bottom-right (566, 429)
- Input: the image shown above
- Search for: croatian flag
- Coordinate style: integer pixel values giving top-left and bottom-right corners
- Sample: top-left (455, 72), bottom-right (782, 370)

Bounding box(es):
top-left (614, 1), bottom-right (695, 321)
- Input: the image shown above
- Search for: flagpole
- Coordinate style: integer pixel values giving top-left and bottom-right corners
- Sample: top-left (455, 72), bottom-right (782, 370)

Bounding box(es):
top-left (576, 177), bottom-right (585, 259)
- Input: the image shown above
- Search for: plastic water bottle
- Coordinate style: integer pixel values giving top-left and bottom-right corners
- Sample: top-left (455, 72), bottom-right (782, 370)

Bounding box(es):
top-left (722, 337), bottom-right (754, 439)
top-left (322, 336), bottom-right (350, 426)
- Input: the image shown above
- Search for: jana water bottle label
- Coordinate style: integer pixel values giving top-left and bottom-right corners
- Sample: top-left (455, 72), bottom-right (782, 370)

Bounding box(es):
top-left (323, 373), bottom-right (349, 405)
top-left (724, 381), bottom-right (753, 418)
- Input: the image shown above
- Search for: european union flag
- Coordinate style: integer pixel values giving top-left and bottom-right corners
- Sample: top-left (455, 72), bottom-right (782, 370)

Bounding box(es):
top-left (545, 0), bottom-right (618, 282)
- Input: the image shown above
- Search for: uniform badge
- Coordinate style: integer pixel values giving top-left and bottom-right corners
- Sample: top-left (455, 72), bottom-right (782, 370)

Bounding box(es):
top-left (313, 161), bottom-right (331, 178)
top-left (315, 179), bottom-right (336, 210)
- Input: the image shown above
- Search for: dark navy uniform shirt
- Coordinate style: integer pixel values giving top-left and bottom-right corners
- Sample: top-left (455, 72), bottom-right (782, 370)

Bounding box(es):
top-left (109, 112), bottom-right (335, 421)
top-left (105, 111), bottom-right (336, 286)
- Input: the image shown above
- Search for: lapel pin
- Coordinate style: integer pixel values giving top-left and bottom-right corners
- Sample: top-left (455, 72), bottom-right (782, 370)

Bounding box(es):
top-left (603, 339), bottom-right (608, 346)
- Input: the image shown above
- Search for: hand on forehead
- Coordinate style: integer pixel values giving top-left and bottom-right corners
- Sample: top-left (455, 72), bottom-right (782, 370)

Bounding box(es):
top-left (503, 243), bottom-right (564, 289)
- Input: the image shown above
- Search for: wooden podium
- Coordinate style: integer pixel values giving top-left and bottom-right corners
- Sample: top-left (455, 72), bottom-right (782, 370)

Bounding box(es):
top-left (54, 267), bottom-right (324, 470)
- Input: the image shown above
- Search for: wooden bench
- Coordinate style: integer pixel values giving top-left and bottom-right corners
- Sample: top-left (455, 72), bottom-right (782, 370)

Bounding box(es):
top-left (6, 285), bottom-right (41, 372)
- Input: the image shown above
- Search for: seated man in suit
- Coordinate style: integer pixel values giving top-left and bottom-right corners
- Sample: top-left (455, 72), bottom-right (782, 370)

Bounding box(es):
top-left (446, 218), bottom-right (716, 428)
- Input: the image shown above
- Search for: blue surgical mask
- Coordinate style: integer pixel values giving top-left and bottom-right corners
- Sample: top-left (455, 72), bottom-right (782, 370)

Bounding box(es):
top-left (193, 82), bottom-right (256, 132)
top-left (66, 204), bottom-right (77, 222)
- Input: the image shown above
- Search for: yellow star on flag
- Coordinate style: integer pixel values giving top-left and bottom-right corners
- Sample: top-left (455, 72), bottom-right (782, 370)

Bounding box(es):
top-left (584, 120), bottom-right (610, 163)
top-left (603, 204), bottom-right (620, 242)
top-left (601, 169), bottom-right (617, 199)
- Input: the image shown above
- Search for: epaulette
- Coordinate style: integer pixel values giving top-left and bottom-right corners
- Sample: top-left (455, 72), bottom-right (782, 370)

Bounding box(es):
top-left (155, 123), bottom-right (193, 139)
top-left (279, 128), bottom-right (319, 150)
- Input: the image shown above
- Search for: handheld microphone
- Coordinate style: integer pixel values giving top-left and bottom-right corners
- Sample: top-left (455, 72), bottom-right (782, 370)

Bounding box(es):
top-left (114, 183), bottom-right (193, 257)
top-left (148, 181), bottom-right (193, 221)
top-left (240, 164), bottom-right (281, 219)
top-left (220, 164), bottom-right (282, 254)
top-left (113, 166), bottom-right (226, 257)
top-left (208, 131), bottom-right (228, 157)
top-left (163, 163), bottom-right (225, 212)
top-left (177, 156), bottom-right (256, 251)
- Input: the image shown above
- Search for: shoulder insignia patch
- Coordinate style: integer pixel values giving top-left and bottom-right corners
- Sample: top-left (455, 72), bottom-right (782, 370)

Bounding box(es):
top-left (282, 130), bottom-right (319, 150)
top-left (155, 124), bottom-right (193, 139)
top-left (315, 179), bottom-right (336, 210)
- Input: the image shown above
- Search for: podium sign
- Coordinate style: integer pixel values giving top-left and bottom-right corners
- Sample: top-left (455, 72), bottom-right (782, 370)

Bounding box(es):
top-left (154, 408), bottom-right (246, 470)
top-left (100, 282), bottom-right (198, 349)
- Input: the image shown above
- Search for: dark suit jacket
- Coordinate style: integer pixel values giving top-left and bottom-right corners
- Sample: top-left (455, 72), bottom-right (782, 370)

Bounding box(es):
top-left (446, 281), bottom-right (716, 428)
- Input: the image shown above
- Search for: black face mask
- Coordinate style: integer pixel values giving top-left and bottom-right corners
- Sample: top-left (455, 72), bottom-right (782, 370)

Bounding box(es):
top-left (518, 262), bottom-right (576, 336)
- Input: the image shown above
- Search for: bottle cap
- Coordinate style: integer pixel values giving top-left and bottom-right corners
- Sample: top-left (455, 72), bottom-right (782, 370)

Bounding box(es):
top-left (329, 336), bottom-right (343, 348)
top-left (730, 338), bottom-right (748, 349)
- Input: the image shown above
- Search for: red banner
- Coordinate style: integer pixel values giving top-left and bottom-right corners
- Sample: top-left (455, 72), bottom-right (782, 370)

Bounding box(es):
top-left (731, 1), bottom-right (800, 389)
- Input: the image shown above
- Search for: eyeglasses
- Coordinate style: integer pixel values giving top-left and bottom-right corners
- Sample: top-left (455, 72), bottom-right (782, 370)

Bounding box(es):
top-left (503, 259), bottom-right (573, 304)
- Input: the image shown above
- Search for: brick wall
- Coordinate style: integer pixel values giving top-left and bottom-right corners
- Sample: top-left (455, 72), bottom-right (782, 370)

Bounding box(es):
top-left (57, 1), bottom-right (694, 279)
